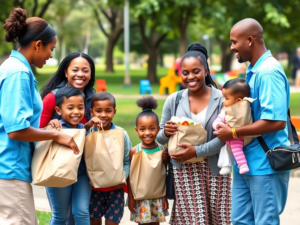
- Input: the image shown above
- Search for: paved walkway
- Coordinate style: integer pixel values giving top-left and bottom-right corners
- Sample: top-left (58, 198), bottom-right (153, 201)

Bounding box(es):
top-left (33, 177), bottom-right (300, 224)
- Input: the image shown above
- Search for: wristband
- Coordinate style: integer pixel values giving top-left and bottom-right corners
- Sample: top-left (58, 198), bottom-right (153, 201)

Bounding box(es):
top-left (232, 127), bottom-right (238, 139)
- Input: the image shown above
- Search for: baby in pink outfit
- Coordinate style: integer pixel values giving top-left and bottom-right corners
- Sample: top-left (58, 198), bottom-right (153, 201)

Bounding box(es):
top-left (213, 78), bottom-right (251, 175)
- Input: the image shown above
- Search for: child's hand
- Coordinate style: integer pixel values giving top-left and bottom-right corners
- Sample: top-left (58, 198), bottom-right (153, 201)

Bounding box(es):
top-left (162, 150), bottom-right (170, 164)
top-left (162, 196), bottom-right (168, 211)
top-left (48, 119), bottom-right (62, 130)
top-left (85, 117), bottom-right (102, 131)
top-left (216, 124), bottom-right (221, 130)
top-left (128, 196), bottom-right (137, 213)
top-left (111, 184), bottom-right (124, 190)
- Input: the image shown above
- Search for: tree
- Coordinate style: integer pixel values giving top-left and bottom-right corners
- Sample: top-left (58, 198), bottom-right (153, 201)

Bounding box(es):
top-left (86, 0), bottom-right (125, 72)
top-left (133, 0), bottom-right (173, 83)
top-left (171, 0), bottom-right (201, 56)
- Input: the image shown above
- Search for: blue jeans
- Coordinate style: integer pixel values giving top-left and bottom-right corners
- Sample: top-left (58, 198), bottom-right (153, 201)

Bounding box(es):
top-left (231, 170), bottom-right (290, 225)
top-left (46, 171), bottom-right (91, 225)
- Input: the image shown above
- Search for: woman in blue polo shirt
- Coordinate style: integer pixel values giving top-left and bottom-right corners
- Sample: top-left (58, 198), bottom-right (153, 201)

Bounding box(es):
top-left (0, 8), bottom-right (80, 225)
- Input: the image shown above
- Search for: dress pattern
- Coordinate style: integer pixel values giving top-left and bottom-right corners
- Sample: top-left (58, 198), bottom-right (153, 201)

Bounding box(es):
top-left (170, 159), bottom-right (232, 225)
top-left (130, 197), bottom-right (169, 224)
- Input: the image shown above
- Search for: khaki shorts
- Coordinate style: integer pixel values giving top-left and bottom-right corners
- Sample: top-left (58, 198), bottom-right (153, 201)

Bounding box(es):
top-left (0, 179), bottom-right (38, 225)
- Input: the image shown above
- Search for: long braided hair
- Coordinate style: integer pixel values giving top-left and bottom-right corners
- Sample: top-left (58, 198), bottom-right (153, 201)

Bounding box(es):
top-left (181, 43), bottom-right (217, 88)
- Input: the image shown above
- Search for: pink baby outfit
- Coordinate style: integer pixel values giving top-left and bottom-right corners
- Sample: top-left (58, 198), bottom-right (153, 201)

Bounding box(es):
top-left (213, 109), bottom-right (249, 174)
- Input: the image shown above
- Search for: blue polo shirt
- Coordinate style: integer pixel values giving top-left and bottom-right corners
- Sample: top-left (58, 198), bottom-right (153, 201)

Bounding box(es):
top-left (0, 50), bottom-right (43, 183)
top-left (233, 50), bottom-right (290, 175)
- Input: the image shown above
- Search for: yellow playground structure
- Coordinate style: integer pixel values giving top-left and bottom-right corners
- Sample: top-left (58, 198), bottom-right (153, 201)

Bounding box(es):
top-left (159, 68), bottom-right (182, 95)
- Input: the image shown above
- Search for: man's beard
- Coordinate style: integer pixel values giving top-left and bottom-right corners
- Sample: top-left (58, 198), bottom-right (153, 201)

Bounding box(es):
top-left (238, 57), bottom-right (244, 63)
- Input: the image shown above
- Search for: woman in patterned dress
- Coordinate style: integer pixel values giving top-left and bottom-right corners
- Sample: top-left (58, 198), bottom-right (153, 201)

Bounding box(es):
top-left (157, 43), bottom-right (232, 225)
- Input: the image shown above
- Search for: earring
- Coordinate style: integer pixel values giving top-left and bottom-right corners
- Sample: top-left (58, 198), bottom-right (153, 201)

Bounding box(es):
top-left (37, 50), bottom-right (39, 52)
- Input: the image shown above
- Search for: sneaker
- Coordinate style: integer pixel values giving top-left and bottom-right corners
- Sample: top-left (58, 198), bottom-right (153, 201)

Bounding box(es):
top-left (239, 164), bottom-right (250, 174)
top-left (220, 166), bottom-right (232, 175)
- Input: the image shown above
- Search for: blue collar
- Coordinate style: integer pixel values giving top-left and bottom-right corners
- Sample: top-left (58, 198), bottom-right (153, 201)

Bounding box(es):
top-left (246, 50), bottom-right (272, 74)
top-left (110, 122), bottom-right (116, 129)
top-left (60, 120), bottom-right (83, 129)
top-left (10, 50), bottom-right (37, 82)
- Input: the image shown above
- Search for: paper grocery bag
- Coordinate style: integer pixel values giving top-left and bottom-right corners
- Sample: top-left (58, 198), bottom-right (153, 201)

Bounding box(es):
top-left (85, 128), bottom-right (125, 188)
top-left (225, 97), bottom-right (256, 146)
top-left (31, 126), bottom-right (85, 187)
top-left (168, 124), bottom-right (207, 163)
top-left (130, 147), bottom-right (166, 200)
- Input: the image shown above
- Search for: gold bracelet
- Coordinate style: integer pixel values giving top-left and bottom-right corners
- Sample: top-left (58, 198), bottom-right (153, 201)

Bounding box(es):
top-left (232, 127), bottom-right (238, 139)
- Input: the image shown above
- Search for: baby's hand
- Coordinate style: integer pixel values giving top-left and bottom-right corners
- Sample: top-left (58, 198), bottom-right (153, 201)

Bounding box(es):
top-left (216, 124), bottom-right (221, 130)
top-left (48, 119), bottom-right (62, 130)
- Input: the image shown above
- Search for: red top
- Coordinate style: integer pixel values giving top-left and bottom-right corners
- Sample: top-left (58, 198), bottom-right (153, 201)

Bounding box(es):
top-left (40, 92), bottom-right (88, 128)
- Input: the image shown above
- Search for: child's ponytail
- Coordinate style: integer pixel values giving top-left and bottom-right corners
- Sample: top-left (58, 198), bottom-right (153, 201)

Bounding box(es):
top-left (136, 96), bottom-right (159, 126)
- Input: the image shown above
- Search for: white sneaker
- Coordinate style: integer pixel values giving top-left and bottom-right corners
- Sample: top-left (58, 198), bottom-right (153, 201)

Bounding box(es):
top-left (220, 166), bottom-right (232, 175)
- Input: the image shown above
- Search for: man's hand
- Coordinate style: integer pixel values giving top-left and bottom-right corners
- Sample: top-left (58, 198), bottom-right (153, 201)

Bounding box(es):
top-left (213, 123), bottom-right (233, 142)
top-left (171, 144), bottom-right (196, 162)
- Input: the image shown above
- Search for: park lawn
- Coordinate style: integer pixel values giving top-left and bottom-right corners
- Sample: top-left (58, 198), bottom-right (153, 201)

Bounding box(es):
top-left (36, 211), bottom-right (52, 225)
top-left (36, 65), bottom-right (171, 94)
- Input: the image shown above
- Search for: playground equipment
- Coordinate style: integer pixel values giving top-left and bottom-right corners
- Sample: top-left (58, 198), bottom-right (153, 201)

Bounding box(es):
top-left (96, 79), bottom-right (107, 92)
top-left (139, 79), bottom-right (152, 94)
top-left (159, 68), bottom-right (182, 95)
top-left (291, 116), bottom-right (300, 140)
top-left (213, 70), bottom-right (245, 89)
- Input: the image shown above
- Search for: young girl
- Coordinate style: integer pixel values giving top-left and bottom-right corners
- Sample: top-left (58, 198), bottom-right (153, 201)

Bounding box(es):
top-left (127, 96), bottom-right (169, 224)
top-left (212, 78), bottom-right (251, 174)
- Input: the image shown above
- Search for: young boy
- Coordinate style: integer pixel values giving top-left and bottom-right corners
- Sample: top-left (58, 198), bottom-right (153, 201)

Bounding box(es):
top-left (84, 92), bottom-right (132, 225)
top-left (46, 86), bottom-right (92, 224)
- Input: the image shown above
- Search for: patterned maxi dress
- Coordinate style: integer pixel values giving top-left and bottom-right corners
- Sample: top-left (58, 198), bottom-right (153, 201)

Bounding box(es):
top-left (169, 158), bottom-right (232, 225)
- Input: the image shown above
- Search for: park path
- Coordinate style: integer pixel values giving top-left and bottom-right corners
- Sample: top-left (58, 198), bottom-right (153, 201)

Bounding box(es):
top-left (33, 177), bottom-right (300, 225)
top-left (113, 86), bottom-right (300, 99)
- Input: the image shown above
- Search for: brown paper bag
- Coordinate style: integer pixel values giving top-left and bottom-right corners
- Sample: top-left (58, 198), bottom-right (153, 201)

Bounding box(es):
top-left (31, 126), bottom-right (86, 187)
top-left (130, 145), bottom-right (166, 200)
top-left (225, 98), bottom-right (256, 146)
top-left (85, 128), bottom-right (125, 188)
top-left (168, 124), bottom-right (207, 163)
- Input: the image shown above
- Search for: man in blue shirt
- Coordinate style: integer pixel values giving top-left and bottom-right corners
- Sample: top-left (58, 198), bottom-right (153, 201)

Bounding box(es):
top-left (214, 18), bottom-right (290, 225)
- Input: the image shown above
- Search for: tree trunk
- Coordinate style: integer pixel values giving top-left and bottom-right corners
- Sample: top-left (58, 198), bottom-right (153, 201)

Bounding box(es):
top-left (146, 49), bottom-right (159, 83)
top-left (57, 36), bottom-right (64, 64)
top-left (105, 38), bottom-right (114, 73)
top-left (159, 53), bottom-right (164, 67)
top-left (219, 40), bottom-right (233, 72)
top-left (179, 29), bottom-right (187, 56)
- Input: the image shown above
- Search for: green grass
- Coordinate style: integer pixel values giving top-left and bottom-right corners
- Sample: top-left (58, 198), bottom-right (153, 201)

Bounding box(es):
top-left (290, 93), bottom-right (300, 116)
top-left (36, 211), bottom-right (52, 225)
top-left (36, 65), bottom-right (170, 94)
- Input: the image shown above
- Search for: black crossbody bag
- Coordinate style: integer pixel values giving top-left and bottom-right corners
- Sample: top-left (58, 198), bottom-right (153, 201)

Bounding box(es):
top-left (257, 110), bottom-right (300, 171)
top-left (166, 90), bottom-right (183, 200)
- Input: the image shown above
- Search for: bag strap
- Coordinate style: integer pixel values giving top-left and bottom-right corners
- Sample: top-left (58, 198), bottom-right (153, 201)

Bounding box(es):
top-left (288, 109), bottom-right (299, 144)
top-left (257, 108), bottom-right (299, 156)
top-left (30, 142), bottom-right (35, 156)
top-left (174, 90), bottom-right (184, 116)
